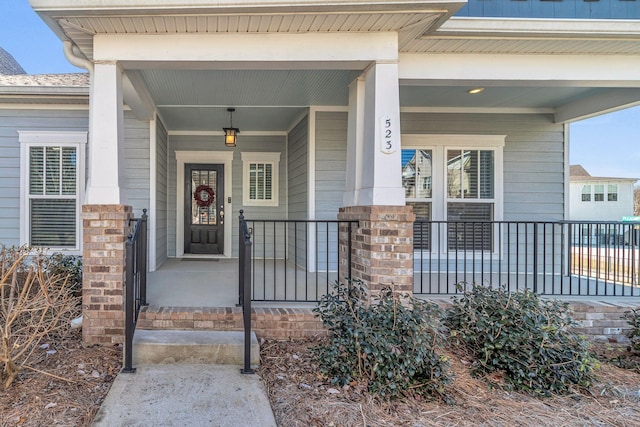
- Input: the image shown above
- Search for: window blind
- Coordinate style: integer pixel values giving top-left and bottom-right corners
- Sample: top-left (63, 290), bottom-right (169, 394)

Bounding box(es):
top-left (28, 146), bottom-right (77, 248)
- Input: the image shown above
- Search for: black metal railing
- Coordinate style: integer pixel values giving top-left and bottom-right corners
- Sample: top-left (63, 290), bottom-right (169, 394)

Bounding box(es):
top-left (238, 210), bottom-right (253, 374)
top-left (240, 217), bottom-right (357, 302)
top-left (413, 220), bottom-right (640, 297)
top-left (122, 209), bottom-right (148, 374)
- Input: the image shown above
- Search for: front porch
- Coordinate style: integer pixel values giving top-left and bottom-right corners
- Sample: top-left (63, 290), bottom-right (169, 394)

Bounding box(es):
top-left (122, 214), bottom-right (640, 367)
top-left (146, 257), bottom-right (335, 307)
top-left (144, 218), bottom-right (640, 308)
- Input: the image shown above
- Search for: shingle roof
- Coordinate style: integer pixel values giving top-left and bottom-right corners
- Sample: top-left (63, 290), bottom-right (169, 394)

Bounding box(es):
top-left (570, 165), bottom-right (637, 182)
top-left (0, 47), bottom-right (26, 75)
top-left (570, 165), bottom-right (591, 177)
top-left (0, 73), bottom-right (89, 87)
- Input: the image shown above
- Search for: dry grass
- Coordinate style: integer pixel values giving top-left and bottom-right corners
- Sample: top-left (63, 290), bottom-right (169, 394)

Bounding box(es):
top-left (259, 338), bottom-right (640, 427)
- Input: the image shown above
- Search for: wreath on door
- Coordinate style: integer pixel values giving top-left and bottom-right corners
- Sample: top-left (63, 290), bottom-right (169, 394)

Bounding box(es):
top-left (194, 184), bottom-right (215, 207)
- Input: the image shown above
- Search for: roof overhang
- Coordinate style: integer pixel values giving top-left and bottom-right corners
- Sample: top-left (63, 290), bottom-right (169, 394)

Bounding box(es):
top-left (26, 2), bottom-right (640, 128)
top-left (29, 0), bottom-right (466, 60)
top-left (570, 177), bottom-right (639, 183)
top-left (407, 17), bottom-right (640, 54)
top-left (0, 86), bottom-right (89, 105)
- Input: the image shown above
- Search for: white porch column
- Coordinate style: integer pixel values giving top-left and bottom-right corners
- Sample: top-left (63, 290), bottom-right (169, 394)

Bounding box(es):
top-left (85, 61), bottom-right (125, 204)
top-left (344, 62), bottom-right (404, 206)
top-left (343, 76), bottom-right (365, 206)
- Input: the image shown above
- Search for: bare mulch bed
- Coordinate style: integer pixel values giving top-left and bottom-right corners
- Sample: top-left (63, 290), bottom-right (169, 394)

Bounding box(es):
top-left (0, 330), bottom-right (121, 427)
top-left (259, 338), bottom-right (640, 427)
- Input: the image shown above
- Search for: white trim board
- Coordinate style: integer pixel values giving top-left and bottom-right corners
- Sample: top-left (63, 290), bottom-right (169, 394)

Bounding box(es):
top-left (241, 151), bottom-right (281, 207)
top-left (175, 150), bottom-right (234, 258)
top-left (18, 131), bottom-right (88, 255)
top-left (149, 115), bottom-right (158, 272)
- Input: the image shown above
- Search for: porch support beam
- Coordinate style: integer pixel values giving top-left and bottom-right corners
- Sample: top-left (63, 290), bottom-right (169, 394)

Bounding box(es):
top-left (399, 53), bottom-right (640, 87)
top-left (85, 61), bottom-right (126, 205)
top-left (122, 70), bottom-right (156, 122)
top-left (345, 62), bottom-right (405, 206)
top-left (554, 88), bottom-right (640, 123)
top-left (93, 33), bottom-right (398, 67)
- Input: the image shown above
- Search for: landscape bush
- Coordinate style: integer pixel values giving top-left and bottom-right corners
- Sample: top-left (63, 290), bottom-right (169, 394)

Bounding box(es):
top-left (0, 246), bottom-right (80, 388)
top-left (44, 252), bottom-right (83, 296)
top-left (445, 284), bottom-right (597, 396)
top-left (313, 280), bottom-right (450, 400)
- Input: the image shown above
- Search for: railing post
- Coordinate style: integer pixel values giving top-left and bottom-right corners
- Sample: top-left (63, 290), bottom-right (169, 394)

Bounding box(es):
top-left (241, 218), bottom-right (254, 375)
top-left (566, 222), bottom-right (572, 277)
top-left (238, 210), bottom-right (245, 307)
top-left (347, 221), bottom-right (353, 281)
top-left (139, 209), bottom-right (148, 307)
top-left (533, 222), bottom-right (538, 293)
top-left (122, 237), bottom-right (136, 374)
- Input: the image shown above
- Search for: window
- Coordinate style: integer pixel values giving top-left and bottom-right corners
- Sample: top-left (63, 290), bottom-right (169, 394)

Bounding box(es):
top-left (446, 149), bottom-right (495, 251)
top-left (241, 152), bottom-right (280, 206)
top-left (608, 184), bottom-right (618, 202)
top-left (594, 185), bottom-right (604, 202)
top-left (19, 131), bottom-right (87, 252)
top-left (403, 149), bottom-right (433, 249)
top-left (402, 135), bottom-right (505, 253)
top-left (581, 185), bottom-right (591, 202)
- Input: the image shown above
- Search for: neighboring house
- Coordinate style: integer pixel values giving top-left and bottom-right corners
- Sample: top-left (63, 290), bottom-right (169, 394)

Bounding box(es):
top-left (569, 164), bottom-right (638, 221)
top-left (0, 0), bottom-right (639, 344)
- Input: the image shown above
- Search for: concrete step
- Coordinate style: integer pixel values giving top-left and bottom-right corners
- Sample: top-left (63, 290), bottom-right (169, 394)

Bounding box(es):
top-left (133, 329), bottom-right (260, 366)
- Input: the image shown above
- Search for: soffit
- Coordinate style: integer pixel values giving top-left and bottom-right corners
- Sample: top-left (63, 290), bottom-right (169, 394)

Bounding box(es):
top-left (33, 1), bottom-right (463, 60)
top-left (405, 17), bottom-right (640, 54)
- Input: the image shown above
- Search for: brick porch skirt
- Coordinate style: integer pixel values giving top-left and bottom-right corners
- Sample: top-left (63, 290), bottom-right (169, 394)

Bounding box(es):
top-left (137, 306), bottom-right (325, 340)
top-left (136, 300), bottom-right (637, 343)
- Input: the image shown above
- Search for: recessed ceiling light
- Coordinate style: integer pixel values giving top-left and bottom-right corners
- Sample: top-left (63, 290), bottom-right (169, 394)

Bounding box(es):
top-left (468, 87), bottom-right (484, 94)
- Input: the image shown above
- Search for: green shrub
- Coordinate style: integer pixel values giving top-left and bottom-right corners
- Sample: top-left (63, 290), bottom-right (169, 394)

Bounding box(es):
top-left (623, 308), bottom-right (640, 352)
top-left (312, 280), bottom-right (450, 399)
top-left (445, 284), bottom-right (597, 396)
top-left (45, 253), bottom-right (82, 295)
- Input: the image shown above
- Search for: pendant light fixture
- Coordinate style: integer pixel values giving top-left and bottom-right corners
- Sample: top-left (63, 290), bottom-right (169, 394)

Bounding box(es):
top-left (223, 107), bottom-right (239, 147)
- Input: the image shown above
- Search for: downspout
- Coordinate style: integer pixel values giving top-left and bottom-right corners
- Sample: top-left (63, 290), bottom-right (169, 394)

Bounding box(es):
top-left (63, 41), bottom-right (94, 73)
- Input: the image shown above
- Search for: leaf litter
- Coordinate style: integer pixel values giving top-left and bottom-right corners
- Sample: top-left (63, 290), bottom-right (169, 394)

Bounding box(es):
top-left (0, 329), bottom-right (121, 427)
top-left (259, 337), bottom-right (640, 427)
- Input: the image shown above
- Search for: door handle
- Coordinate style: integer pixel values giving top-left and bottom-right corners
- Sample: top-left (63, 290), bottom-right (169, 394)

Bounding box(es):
top-left (219, 209), bottom-right (224, 217)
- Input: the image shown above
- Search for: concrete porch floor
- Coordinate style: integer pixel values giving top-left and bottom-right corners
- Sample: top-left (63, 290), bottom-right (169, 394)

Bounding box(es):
top-left (147, 258), bottom-right (640, 309)
top-left (147, 257), bottom-right (330, 307)
top-left (147, 258), bottom-right (239, 307)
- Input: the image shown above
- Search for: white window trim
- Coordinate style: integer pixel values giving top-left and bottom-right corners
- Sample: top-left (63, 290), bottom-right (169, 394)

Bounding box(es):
top-left (241, 152), bottom-right (280, 207)
top-left (18, 131), bottom-right (87, 255)
top-left (402, 134), bottom-right (505, 258)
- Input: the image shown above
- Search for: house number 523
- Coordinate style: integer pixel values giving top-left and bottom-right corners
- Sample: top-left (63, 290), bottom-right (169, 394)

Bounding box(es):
top-left (380, 116), bottom-right (396, 154)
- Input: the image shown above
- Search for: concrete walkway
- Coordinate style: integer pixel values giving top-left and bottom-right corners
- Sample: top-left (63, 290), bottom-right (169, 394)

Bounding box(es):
top-left (92, 364), bottom-right (277, 427)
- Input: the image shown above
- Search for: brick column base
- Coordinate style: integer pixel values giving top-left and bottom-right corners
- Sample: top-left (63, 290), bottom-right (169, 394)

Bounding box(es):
top-left (82, 205), bottom-right (133, 345)
top-left (338, 205), bottom-right (415, 296)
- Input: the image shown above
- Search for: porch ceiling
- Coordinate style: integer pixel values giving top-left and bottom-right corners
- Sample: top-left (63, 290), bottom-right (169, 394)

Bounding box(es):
top-left (140, 68), bottom-right (359, 131)
top-left (399, 85), bottom-right (606, 110)
top-left (134, 68), bottom-right (635, 131)
top-left (138, 66), bottom-right (625, 132)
